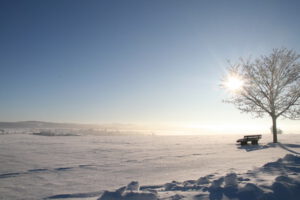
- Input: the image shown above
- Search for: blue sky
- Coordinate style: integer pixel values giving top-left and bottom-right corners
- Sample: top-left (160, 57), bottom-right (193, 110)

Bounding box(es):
top-left (1, 0), bottom-right (300, 133)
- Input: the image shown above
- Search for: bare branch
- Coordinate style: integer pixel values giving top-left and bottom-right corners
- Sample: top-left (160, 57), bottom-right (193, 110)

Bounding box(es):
top-left (222, 48), bottom-right (300, 142)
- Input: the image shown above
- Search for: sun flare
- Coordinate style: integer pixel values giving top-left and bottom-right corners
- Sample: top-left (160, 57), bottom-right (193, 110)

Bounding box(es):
top-left (224, 75), bottom-right (244, 91)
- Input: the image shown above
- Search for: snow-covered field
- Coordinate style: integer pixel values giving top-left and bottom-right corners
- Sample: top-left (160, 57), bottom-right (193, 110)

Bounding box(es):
top-left (0, 133), bottom-right (299, 200)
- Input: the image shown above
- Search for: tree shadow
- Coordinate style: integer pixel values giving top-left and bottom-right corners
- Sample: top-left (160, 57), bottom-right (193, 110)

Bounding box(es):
top-left (237, 142), bottom-right (300, 154)
top-left (277, 143), bottom-right (300, 155)
top-left (237, 143), bottom-right (276, 152)
top-left (281, 143), bottom-right (300, 148)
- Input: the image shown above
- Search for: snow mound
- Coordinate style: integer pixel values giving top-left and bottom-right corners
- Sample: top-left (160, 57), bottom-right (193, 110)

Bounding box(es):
top-left (271, 174), bottom-right (300, 200)
top-left (224, 173), bottom-right (238, 187)
top-left (263, 153), bottom-right (300, 174)
top-left (97, 154), bottom-right (300, 200)
top-left (98, 182), bottom-right (158, 200)
top-left (283, 154), bottom-right (300, 163)
top-left (197, 176), bottom-right (210, 185)
top-left (126, 181), bottom-right (140, 191)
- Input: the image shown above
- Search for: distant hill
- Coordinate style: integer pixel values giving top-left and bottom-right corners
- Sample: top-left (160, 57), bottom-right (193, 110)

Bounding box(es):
top-left (0, 121), bottom-right (145, 131)
top-left (0, 121), bottom-right (86, 129)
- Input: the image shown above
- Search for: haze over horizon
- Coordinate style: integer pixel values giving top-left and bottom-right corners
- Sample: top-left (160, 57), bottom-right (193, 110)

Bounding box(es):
top-left (1, 0), bottom-right (300, 134)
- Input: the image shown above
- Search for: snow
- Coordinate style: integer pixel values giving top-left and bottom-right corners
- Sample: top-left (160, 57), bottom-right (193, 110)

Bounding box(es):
top-left (0, 133), bottom-right (299, 199)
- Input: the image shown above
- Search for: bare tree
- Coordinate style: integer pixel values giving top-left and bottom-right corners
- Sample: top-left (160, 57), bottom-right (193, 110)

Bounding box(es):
top-left (222, 48), bottom-right (300, 143)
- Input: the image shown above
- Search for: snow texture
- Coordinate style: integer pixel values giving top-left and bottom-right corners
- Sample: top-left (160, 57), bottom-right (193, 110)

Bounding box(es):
top-left (97, 154), bottom-right (300, 200)
top-left (0, 133), bottom-right (300, 199)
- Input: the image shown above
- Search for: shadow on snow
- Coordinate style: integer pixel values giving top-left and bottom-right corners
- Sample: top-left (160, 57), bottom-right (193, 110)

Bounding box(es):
top-left (237, 142), bottom-right (300, 154)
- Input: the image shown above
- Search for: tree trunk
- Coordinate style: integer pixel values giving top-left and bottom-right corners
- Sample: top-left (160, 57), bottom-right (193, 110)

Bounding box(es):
top-left (272, 115), bottom-right (278, 143)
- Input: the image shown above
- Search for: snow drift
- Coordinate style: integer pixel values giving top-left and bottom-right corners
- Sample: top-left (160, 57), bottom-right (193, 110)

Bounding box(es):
top-left (96, 154), bottom-right (300, 200)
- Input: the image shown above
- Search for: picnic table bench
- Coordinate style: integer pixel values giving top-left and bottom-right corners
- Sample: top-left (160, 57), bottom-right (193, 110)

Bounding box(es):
top-left (236, 135), bottom-right (262, 145)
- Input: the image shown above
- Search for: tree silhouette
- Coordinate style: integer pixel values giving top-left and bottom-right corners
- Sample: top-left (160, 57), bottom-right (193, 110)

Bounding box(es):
top-left (223, 48), bottom-right (300, 143)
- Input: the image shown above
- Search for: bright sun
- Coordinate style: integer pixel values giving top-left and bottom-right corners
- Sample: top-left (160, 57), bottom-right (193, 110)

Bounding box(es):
top-left (224, 75), bottom-right (244, 91)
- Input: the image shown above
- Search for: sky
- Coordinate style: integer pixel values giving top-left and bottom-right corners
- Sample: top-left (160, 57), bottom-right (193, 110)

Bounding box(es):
top-left (1, 0), bottom-right (300, 134)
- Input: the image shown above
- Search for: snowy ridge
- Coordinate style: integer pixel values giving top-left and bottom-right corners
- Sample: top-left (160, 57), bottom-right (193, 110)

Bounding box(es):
top-left (95, 154), bottom-right (300, 200)
top-left (45, 153), bottom-right (300, 200)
